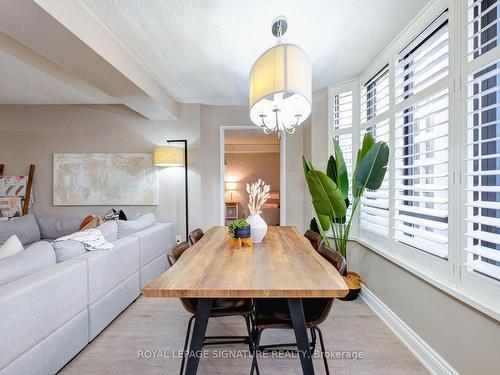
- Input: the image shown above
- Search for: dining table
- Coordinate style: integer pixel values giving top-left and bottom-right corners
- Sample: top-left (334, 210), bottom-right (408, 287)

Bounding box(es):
top-left (142, 226), bottom-right (349, 375)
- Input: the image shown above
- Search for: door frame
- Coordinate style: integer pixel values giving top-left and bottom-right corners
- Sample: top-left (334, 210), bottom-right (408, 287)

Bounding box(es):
top-left (219, 125), bottom-right (286, 225)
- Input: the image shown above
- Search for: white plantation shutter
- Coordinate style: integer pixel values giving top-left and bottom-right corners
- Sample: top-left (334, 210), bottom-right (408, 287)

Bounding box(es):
top-left (467, 0), bottom-right (499, 62)
top-left (393, 13), bottom-right (449, 258)
top-left (395, 13), bottom-right (449, 104)
top-left (359, 67), bottom-right (390, 236)
top-left (331, 89), bottom-right (353, 220)
top-left (360, 119), bottom-right (390, 236)
top-left (465, 0), bottom-right (500, 281)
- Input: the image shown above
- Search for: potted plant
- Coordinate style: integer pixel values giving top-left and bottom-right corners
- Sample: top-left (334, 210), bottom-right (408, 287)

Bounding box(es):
top-left (303, 133), bottom-right (389, 300)
top-left (228, 218), bottom-right (251, 239)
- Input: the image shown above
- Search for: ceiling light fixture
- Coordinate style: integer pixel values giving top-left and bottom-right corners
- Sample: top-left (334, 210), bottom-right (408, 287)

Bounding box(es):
top-left (249, 16), bottom-right (312, 135)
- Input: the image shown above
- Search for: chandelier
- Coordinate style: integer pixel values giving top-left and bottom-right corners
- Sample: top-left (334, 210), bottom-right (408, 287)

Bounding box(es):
top-left (249, 16), bottom-right (312, 135)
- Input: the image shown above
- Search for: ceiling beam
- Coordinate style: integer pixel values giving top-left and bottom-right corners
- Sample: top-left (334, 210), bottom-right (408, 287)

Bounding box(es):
top-left (0, 31), bottom-right (114, 103)
top-left (31, 0), bottom-right (179, 120)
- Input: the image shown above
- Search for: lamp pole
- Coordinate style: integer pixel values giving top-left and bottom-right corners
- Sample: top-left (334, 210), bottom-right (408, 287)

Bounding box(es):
top-left (167, 139), bottom-right (188, 241)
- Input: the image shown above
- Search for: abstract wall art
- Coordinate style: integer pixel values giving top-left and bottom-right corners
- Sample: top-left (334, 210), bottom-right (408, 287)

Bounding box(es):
top-left (53, 153), bottom-right (158, 206)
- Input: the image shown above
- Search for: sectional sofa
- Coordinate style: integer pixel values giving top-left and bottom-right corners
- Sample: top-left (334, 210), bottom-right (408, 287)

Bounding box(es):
top-left (0, 214), bottom-right (174, 375)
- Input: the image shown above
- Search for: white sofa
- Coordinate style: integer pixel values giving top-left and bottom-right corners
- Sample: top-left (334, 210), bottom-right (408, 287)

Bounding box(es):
top-left (0, 214), bottom-right (174, 375)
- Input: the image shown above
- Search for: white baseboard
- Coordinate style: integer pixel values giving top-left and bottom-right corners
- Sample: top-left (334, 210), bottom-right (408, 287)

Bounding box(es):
top-left (360, 285), bottom-right (458, 375)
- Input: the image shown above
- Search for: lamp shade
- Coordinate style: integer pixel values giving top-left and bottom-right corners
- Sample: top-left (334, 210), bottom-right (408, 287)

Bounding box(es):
top-left (249, 43), bottom-right (312, 134)
top-left (225, 181), bottom-right (238, 191)
top-left (153, 146), bottom-right (184, 167)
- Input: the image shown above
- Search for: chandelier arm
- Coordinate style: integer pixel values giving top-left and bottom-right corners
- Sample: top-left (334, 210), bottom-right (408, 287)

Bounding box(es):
top-left (261, 117), bottom-right (275, 132)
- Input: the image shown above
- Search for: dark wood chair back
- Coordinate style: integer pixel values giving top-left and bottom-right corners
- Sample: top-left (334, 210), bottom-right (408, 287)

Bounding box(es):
top-left (302, 243), bottom-right (347, 326)
top-left (167, 241), bottom-right (190, 266)
top-left (304, 229), bottom-right (323, 250)
top-left (167, 241), bottom-right (197, 314)
top-left (317, 243), bottom-right (347, 276)
top-left (188, 228), bottom-right (204, 245)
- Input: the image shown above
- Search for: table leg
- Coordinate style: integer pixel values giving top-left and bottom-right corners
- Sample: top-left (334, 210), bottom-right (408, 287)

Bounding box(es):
top-left (288, 298), bottom-right (315, 375)
top-left (184, 298), bottom-right (213, 375)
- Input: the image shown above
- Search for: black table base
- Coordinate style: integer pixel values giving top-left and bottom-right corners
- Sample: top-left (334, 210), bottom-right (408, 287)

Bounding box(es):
top-left (183, 298), bottom-right (315, 375)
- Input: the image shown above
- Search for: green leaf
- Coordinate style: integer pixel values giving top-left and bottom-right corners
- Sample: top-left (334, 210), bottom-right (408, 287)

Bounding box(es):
top-left (326, 155), bottom-right (337, 183)
top-left (302, 156), bottom-right (311, 175)
top-left (333, 138), bottom-right (349, 198)
top-left (354, 141), bottom-right (389, 195)
top-left (318, 214), bottom-right (331, 230)
top-left (353, 133), bottom-right (375, 196)
top-left (305, 169), bottom-right (347, 218)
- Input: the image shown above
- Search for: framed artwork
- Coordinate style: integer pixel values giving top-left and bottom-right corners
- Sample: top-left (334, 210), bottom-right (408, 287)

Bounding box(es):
top-left (53, 153), bottom-right (158, 206)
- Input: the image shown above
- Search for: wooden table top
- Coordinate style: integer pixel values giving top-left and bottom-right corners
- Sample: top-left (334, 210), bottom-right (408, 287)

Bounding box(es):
top-left (142, 226), bottom-right (349, 298)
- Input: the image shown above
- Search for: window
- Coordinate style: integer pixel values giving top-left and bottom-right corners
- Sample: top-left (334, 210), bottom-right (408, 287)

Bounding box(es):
top-left (359, 67), bottom-right (390, 236)
top-left (330, 87), bottom-right (354, 221)
top-left (465, 0), bottom-right (500, 283)
top-left (393, 13), bottom-right (450, 258)
top-left (326, 2), bottom-right (500, 316)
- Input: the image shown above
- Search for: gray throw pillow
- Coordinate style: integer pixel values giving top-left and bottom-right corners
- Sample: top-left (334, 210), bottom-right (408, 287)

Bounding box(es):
top-left (35, 215), bottom-right (83, 240)
top-left (0, 241), bottom-right (56, 286)
top-left (97, 221), bottom-right (118, 242)
top-left (117, 214), bottom-right (156, 239)
top-left (52, 240), bottom-right (87, 263)
top-left (0, 214), bottom-right (41, 246)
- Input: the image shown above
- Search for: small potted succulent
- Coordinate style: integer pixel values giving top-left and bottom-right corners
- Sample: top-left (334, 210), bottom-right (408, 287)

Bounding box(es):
top-left (228, 219), bottom-right (251, 239)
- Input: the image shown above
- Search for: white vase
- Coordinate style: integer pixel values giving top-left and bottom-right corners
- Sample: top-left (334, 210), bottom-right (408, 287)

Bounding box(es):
top-left (246, 214), bottom-right (268, 243)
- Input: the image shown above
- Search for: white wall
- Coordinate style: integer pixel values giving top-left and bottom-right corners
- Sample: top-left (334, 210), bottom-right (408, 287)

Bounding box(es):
top-left (0, 103), bottom-right (307, 238)
top-left (0, 104), bottom-right (201, 240)
top-left (200, 105), bottom-right (305, 231)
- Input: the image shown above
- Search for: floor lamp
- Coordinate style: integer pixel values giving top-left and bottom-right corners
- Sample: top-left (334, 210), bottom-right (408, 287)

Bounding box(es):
top-left (153, 140), bottom-right (188, 241)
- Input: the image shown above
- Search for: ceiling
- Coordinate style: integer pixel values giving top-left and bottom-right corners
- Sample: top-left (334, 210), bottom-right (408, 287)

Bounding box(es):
top-left (0, 0), bottom-right (430, 113)
top-left (80, 0), bottom-right (430, 105)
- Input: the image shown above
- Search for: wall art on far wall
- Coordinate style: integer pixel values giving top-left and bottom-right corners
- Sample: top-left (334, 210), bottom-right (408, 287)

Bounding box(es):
top-left (53, 153), bottom-right (158, 206)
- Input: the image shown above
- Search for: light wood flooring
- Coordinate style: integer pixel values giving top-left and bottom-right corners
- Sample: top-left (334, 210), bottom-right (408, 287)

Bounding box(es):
top-left (59, 296), bottom-right (429, 375)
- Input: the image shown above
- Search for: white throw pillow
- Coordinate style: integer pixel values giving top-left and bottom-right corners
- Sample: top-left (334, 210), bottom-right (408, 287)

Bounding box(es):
top-left (0, 235), bottom-right (24, 260)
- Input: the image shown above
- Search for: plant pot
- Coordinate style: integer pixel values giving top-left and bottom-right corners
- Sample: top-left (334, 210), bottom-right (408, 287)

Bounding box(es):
top-left (234, 225), bottom-right (251, 238)
top-left (246, 214), bottom-right (268, 243)
top-left (339, 271), bottom-right (361, 301)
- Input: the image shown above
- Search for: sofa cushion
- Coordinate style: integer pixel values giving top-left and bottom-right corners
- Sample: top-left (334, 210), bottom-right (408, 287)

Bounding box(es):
top-left (76, 236), bottom-right (139, 304)
top-left (98, 220), bottom-right (118, 242)
top-left (0, 241), bottom-right (56, 286)
top-left (0, 259), bottom-right (87, 370)
top-left (0, 214), bottom-right (40, 246)
top-left (117, 213), bottom-right (155, 239)
top-left (35, 215), bottom-right (82, 240)
top-left (52, 240), bottom-right (86, 263)
top-left (131, 223), bottom-right (174, 267)
top-left (0, 235), bottom-right (24, 260)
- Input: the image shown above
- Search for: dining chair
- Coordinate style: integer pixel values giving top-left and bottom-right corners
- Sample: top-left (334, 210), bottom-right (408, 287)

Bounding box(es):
top-left (304, 229), bottom-right (323, 250)
top-left (167, 241), bottom-right (255, 375)
top-left (188, 228), bottom-right (204, 245)
top-left (251, 241), bottom-right (347, 375)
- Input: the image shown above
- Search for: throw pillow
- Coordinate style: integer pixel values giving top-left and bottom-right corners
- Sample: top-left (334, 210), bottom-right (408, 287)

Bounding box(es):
top-left (0, 235), bottom-right (24, 260)
top-left (103, 209), bottom-right (127, 221)
top-left (0, 214), bottom-right (41, 245)
top-left (79, 215), bottom-right (95, 229)
top-left (118, 210), bottom-right (127, 220)
top-left (36, 215), bottom-right (83, 240)
top-left (117, 213), bottom-right (156, 239)
top-left (81, 215), bottom-right (103, 230)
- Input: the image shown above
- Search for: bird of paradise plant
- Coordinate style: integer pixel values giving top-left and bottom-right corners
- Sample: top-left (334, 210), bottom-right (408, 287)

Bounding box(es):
top-left (303, 133), bottom-right (389, 259)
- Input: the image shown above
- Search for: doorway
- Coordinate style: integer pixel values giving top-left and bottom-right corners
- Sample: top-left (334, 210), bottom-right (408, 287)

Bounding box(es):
top-left (219, 126), bottom-right (286, 226)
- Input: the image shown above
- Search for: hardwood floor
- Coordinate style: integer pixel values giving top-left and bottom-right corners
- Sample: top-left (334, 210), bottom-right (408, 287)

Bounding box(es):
top-left (60, 297), bottom-right (429, 375)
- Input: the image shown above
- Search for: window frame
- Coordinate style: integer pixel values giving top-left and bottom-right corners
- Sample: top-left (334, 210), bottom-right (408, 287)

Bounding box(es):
top-left (327, 0), bottom-right (500, 320)
top-left (460, 0), bottom-right (500, 304)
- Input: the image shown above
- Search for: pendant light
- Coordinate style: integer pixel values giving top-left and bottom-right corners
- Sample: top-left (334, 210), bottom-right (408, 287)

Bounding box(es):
top-left (249, 16), bottom-right (312, 135)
